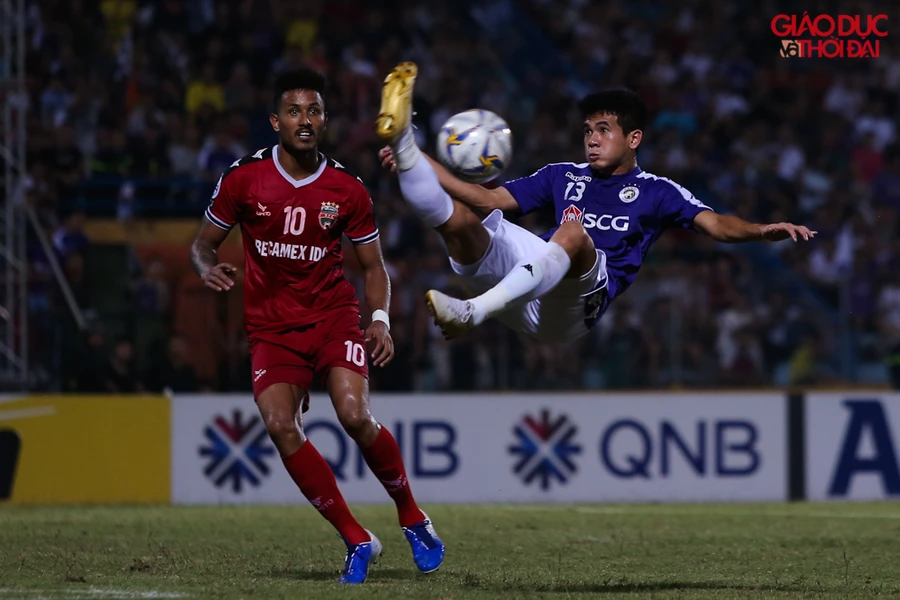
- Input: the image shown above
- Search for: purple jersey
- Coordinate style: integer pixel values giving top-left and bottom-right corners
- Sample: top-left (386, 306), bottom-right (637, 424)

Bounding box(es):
top-left (502, 163), bottom-right (712, 300)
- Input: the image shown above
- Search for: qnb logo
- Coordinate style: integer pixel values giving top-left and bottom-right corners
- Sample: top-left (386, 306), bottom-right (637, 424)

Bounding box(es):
top-left (509, 409), bottom-right (582, 490)
top-left (199, 410), bottom-right (275, 493)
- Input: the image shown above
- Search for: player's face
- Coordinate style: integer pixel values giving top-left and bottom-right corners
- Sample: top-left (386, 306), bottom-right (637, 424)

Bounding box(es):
top-left (271, 89), bottom-right (327, 152)
top-left (582, 113), bottom-right (641, 172)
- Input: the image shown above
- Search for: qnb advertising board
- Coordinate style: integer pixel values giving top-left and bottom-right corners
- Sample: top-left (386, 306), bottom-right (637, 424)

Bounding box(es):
top-left (806, 393), bottom-right (900, 501)
top-left (172, 393), bottom-right (787, 505)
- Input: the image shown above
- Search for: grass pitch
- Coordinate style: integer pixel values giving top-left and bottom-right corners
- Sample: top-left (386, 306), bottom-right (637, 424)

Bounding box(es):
top-left (1, 503), bottom-right (899, 599)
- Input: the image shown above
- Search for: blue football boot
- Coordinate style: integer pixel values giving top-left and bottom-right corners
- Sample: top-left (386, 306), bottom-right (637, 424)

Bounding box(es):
top-left (337, 530), bottom-right (382, 584)
top-left (402, 512), bottom-right (445, 573)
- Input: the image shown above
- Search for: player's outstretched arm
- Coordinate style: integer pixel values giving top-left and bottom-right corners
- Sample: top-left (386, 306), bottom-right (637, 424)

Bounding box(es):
top-left (693, 210), bottom-right (817, 243)
top-left (191, 218), bottom-right (238, 292)
top-left (352, 238), bottom-right (394, 367)
top-left (378, 146), bottom-right (519, 214)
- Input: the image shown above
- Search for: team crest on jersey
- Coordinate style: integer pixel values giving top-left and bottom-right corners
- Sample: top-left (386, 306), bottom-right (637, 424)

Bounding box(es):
top-left (619, 185), bottom-right (640, 203)
top-left (561, 204), bottom-right (584, 223)
top-left (212, 175), bottom-right (222, 199)
top-left (318, 201), bottom-right (339, 229)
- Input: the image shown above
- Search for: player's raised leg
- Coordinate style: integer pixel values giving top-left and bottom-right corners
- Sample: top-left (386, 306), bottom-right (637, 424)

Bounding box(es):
top-left (427, 220), bottom-right (599, 338)
top-left (256, 382), bottom-right (380, 584)
top-left (376, 62), bottom-right (491, 267)
top-left (327, 366), bottom-right (446, 573)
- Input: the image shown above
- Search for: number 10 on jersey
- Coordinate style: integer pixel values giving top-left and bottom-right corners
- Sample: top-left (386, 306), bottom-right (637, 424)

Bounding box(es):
top-left (344, 341), bottom-right (366, 367)
top-left (284, 206), bottom-right (307, 235)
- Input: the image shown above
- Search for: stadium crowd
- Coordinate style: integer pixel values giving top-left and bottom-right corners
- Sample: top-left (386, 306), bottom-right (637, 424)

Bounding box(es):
top-left (16, 0), bottom-right (900, 391)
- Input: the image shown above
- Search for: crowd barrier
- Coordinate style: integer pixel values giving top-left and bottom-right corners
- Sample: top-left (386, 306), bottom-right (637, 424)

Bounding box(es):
top-left (1, 392), bottom-right (898, 505)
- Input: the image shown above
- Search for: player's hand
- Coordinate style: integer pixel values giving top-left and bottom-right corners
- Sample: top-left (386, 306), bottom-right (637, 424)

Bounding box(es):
top-left (365, 321), bottom-right (394, 367)
top-left (378, 146), bottom-right (397, 173)
top-left (202, 263), bottom-right (237, 292)
top-left (762, 223), bottom-right (817, 242)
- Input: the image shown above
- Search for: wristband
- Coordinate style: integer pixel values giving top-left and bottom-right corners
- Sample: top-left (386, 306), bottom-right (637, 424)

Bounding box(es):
top-left (372, 309), bottom-right (390, 330)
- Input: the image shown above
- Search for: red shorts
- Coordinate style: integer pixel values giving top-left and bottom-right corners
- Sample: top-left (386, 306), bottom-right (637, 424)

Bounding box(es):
top-left (249, 310), bottom-right (369, 401)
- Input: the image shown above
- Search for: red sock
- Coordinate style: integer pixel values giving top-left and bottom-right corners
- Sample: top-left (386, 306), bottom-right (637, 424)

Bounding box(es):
top-left (282, 441), bottom-right (370, 545)
top-left (361, 425), bottom-right (425, 527)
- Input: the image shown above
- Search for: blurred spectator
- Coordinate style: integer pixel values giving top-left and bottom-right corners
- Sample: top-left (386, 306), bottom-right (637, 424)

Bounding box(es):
top-left (132, 256), bottom-right (171, 314)
top-left (889, 344), bottom-right (900, 390)
top-left (852, 132), bottom-right (884, 185)
top-left (789, 331), bottom-right (839, 386)
top-left (855, 100), bottom-right (896, 153)
top-left (872, 149), bottom-right (900, 210)
top-left (106, 337), bottom-right (141, 393)
top-left (144, 335), bottom-right (199, 393)
top-left (597, 308), bottom-right (646, 389)
top-left (185, 63), bottom-right (225, 115)
top-left (218, 331), bottom-right (253, 393)
top-left (197, 130), bottom-right (245, 182)
top-left (52, 211), bottom-right (89, 258)
top-left (69, 326), bottom-right (109, 393)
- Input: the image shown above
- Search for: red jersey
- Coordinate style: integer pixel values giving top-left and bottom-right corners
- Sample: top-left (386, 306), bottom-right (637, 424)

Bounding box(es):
top-left (205, 146), bottom-right (379, 336)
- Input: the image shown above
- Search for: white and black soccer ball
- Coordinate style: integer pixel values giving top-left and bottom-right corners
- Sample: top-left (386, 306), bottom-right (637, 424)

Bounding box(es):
top-left (436, 109), bottom-right (513, 184)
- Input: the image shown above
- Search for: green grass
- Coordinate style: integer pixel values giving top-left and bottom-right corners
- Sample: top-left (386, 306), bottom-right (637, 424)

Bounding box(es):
top-left (2, 503), bottom-right (900, 599)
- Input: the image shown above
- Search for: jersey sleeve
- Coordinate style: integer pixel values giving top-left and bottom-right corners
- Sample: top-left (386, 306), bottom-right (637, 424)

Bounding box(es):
top-left (656, 177), bottom-right (713, 230)
top-left (501, 165), bottom-right (555, 214)
top-left (345, 179), bottom-right (380, 245)
top-left (204, 171), bottom-right (241, 230)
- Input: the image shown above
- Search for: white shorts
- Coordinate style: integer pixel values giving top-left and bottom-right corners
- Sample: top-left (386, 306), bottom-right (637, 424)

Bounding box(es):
top-left (449, 209), bottom-right (609, 343)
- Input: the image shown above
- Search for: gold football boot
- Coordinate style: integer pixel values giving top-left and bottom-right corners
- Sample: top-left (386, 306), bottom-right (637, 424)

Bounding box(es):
top-left (375, 62), bottom-right (418, 142)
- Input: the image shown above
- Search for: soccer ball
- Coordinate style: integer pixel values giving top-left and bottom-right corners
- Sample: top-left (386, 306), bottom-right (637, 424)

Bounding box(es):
top-left (436, 109), bottom-right (513, 184)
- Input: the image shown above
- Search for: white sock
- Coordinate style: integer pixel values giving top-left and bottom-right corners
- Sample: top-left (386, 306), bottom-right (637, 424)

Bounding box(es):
top-left (394, 131), bottom-right (454, 228)
top-left (469, 241), bottom-right (572, 325)
top-left (393, 127), bottom-right (422, 171)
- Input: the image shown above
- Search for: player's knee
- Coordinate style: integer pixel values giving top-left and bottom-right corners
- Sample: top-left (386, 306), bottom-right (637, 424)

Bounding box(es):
top-left (551, 221), bottom-right (595, 277)
top-left (262, 412), bottom-right (302, 445)
top-left (553, 220), bottom-right (592, 250)
top-left (337, 406), bottom-right (377, 441)
top-left (553, 221), bottom-right (594, 259)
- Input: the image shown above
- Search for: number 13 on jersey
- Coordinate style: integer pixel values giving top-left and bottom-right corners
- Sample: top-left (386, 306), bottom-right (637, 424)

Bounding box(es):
top-left (565, 181), bottom-right (585, 202)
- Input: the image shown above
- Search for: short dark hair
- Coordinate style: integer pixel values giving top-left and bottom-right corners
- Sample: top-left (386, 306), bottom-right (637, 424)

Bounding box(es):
top-left (577, 89), bottom-right (648, 135)
top-left (272, 68), bottom-right (327, 112)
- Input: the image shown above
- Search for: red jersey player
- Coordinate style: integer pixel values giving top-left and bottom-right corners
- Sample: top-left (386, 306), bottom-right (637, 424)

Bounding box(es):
top-left (190, 69), bottom-right (444, 584)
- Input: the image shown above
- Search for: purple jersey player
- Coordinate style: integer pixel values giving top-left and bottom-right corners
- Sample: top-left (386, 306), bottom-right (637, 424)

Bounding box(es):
top-left (375, 61), bottom-right (816, 342)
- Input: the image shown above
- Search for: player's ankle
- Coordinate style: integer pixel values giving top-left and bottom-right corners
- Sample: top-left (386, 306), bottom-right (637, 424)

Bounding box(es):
top-left (393, 128), bottom-right (421, 171)
top-left (469, 296), bottom-right (495, 326)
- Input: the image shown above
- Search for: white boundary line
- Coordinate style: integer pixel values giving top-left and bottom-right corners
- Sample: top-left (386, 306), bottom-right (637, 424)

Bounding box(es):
top-left (0, 589), bottom-right (187, 599)
top-left (498, 505), bottom-right (900, 519)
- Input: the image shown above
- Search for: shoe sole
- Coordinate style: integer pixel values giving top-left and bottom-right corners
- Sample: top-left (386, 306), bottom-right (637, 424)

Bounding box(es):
top-left (425, 290), bottom-right (468, 340)
top-left (371, 542), bottom-right (383, 565)
top-left (376, 62), bottom-right (418, 141)
top-left (418, 561), bottom-right (443, 574)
